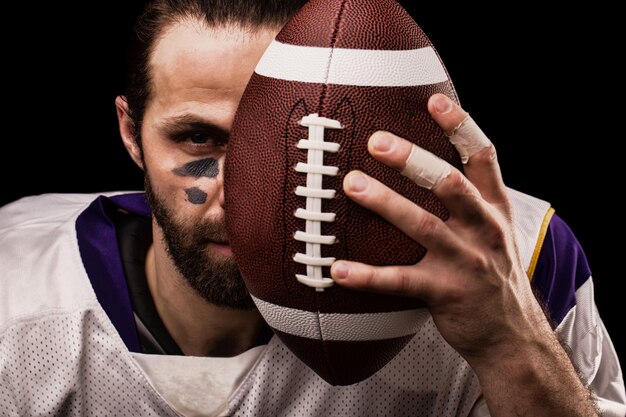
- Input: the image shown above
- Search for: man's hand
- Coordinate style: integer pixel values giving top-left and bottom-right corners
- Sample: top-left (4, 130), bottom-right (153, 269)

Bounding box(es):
top-left (330, 93), bottom-right (543, 359)
top-left (331, 94), bottom-right (599, 416)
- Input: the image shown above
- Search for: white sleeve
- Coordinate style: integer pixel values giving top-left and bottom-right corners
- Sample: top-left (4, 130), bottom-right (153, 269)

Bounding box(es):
top-left (590, 318), bottom-right (626, 416)
top-left (557, 278), bottom-right (625, 417)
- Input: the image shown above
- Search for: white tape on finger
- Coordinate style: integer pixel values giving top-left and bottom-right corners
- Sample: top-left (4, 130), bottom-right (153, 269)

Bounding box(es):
top-left (401, 144), bottom-right (451, 189)
top-left (448, 115), bottom-right (492, 164)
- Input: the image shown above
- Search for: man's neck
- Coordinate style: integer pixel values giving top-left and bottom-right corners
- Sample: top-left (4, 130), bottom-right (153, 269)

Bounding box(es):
top-left (144, 243), bottom-right (267, 357)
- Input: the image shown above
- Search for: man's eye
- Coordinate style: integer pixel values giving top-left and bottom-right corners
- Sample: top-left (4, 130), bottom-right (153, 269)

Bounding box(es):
top-left (190, 133), bottom-right (210, 144)
top-left (170, 131), bottom-right (228, 148)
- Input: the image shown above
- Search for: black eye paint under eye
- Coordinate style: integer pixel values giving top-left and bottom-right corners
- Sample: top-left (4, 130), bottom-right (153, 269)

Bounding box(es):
top-left (185, 187), bottom-right (208, 205)
top-left (173, 158), bottom-right (219, 178)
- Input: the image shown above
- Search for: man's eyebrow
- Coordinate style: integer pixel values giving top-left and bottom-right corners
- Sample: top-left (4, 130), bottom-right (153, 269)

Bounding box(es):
top-left (158, 114), bottom-right (229, 141)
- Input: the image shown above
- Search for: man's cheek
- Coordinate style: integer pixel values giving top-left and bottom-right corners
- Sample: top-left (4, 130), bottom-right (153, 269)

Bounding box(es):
top-left (185, 187), bottom-right (208, 205)
top-left (172, 157), bottom-right (219, 206)
top-left (173, 158), bottom-right (219, 178)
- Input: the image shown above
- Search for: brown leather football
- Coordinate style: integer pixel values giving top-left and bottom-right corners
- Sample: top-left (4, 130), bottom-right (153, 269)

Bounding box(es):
top-left (224, 0), bottom-right (462, 386)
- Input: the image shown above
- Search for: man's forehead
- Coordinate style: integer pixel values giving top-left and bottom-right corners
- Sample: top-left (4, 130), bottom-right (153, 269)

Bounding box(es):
top-left (150, 19), bottom-right (278, 74)
top-left (148, 20), bottom-right (277, 97)
top-left (143, 19), bottom-right (278, 128)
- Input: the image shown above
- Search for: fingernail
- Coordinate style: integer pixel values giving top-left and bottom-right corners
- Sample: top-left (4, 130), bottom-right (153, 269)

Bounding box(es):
top-left (346, 172), bottom-right (368, 192)
top-left (332, 261), bottom-right (350, 279)
top-left (434, 95), bottom-right (452, 114)
top-left (371, 132), bottom-right (394, 153)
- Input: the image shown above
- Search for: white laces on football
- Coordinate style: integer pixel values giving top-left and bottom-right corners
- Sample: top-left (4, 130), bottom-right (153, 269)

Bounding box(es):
top-left (293, 113), bottom-right (342, 291)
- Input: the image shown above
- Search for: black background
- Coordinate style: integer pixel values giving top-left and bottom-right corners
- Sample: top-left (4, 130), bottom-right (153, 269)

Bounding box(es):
top-left (3, 3), bottom-right (622, 367)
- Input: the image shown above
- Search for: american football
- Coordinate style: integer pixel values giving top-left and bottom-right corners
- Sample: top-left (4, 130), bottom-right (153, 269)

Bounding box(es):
top-left (224, 0), bottom-right (463, 386)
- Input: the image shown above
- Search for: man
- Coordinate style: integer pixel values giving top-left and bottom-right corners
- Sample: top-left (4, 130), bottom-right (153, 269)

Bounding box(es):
top-left (0, 0), bottom-right (623, 416)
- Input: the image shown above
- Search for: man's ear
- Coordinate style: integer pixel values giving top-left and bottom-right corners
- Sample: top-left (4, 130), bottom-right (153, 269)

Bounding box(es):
top-left (116, 96), bottom-right (144, 170)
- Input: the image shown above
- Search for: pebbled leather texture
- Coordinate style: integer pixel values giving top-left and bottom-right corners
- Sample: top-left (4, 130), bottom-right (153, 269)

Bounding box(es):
top-left (225, 0), bottom-right (462, 386)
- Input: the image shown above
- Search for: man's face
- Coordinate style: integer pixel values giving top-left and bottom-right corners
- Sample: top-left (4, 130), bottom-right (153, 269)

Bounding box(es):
top-left (140, 20), bottom-right (277, 309)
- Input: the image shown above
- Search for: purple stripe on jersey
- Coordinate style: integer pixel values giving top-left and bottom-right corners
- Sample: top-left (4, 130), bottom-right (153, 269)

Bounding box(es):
top-left (532, 213), bottom-right (592, 325)
top-left (75, 193), bottom-right (151, 352)
top-left (110, 193), bottom-right (152, 217)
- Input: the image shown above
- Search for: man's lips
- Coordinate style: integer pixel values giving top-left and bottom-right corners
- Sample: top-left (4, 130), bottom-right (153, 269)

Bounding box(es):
top-left (207, 240), bottom-right (233, 256)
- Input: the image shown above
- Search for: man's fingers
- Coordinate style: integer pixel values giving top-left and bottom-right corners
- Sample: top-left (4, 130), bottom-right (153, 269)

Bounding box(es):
top-left (369, 94), bottom-right (509, 207)
top-left (343, 170), bottom-right (459, 253)
top-left (463, 145), bottom-right (509, 209)
top-left (400, 145), bottom-right (490, 224)
top-left (331, 260), bottom-right (436, 300)
top-left (397, 140), bottom-right (450, 190)
top-left (427, 94), bottom-right (508, 206)
top-left (427, 95), bottom-right (491, 164)
top-left (367, 130), bottom-right (414, 172)
top-left (368, 130), bottom-right (450, 190)
top-left (400, 142), bottom-right (451, 190)
top-left (367, 133), bottom-right (491, 225)
top-left (426, 93), bottom-right (468, 137)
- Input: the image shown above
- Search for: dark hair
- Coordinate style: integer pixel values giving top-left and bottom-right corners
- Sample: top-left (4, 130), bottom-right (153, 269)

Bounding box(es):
top-left (124, 0), bottom-right (308, 143)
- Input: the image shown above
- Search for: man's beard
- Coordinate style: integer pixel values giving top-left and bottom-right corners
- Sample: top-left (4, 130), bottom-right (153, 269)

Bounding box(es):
top-left (144, 173), bottom-right (255, 310)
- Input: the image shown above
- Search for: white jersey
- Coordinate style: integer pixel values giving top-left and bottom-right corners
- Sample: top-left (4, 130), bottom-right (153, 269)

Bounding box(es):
top-left (0, 192), bottom-right (624, 417)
